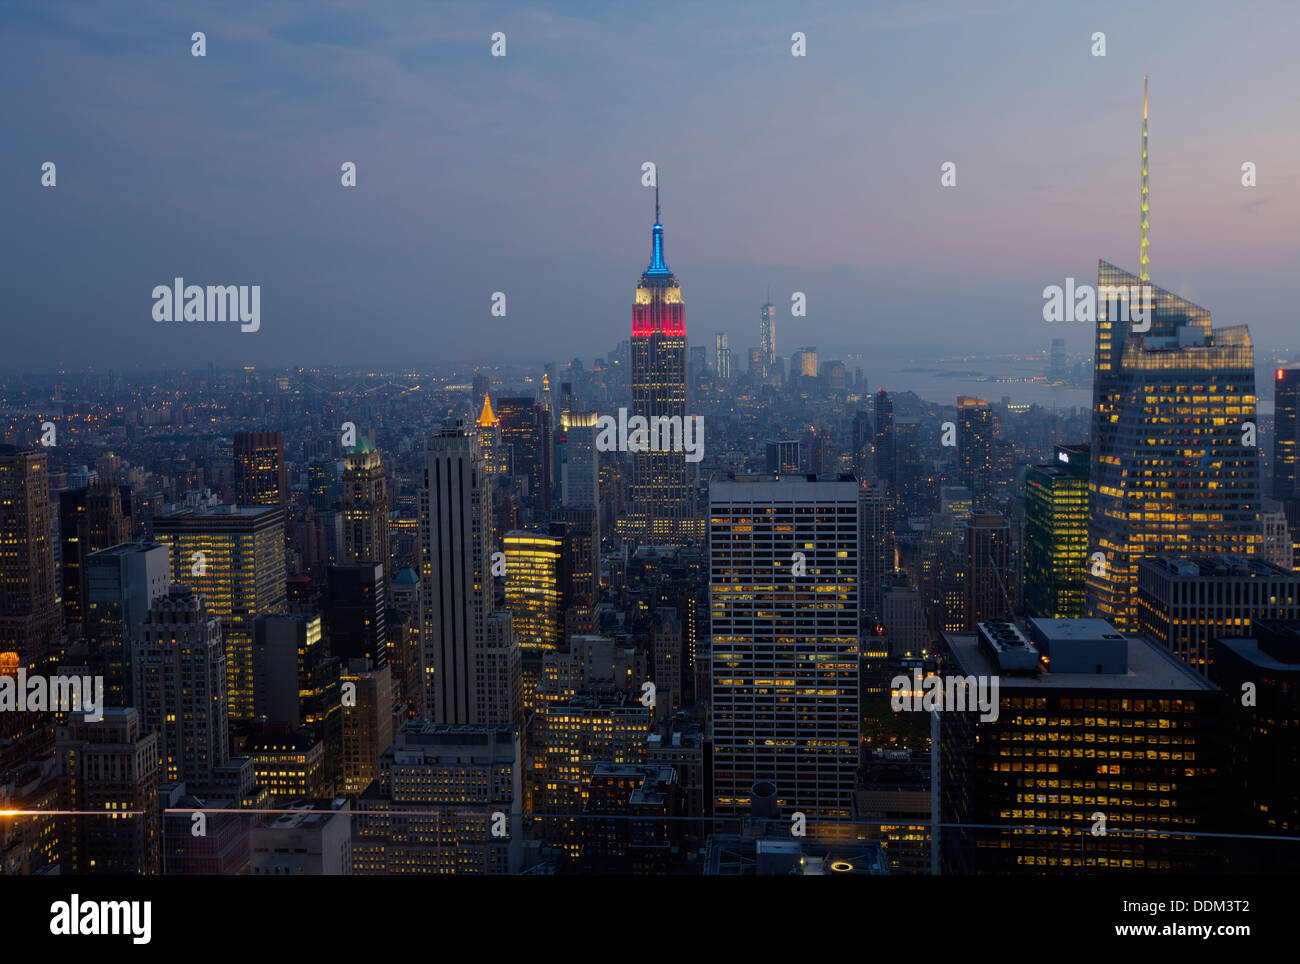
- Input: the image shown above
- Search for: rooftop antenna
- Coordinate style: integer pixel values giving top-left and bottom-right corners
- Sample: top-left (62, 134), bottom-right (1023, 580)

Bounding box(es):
top-left (1139, 75), bottom-right (1150, 283)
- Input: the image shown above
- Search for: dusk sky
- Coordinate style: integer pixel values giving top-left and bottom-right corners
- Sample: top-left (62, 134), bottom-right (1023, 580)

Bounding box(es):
top-left (6, 0), bottom-right (1300, 371)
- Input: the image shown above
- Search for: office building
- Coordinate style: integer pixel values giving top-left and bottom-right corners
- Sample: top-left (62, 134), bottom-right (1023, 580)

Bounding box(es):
top-left (0, 446), bottom-right (61, 672)
top-left (419, 422), bottom-right (492, 724)
top-left (939, 618), bottom-right (1220, 873)
top-left (340, 439), bottom-right (389, 586)
top-left (710, 475), bottom-right (860, 823)
top-left (964, 513), bottom-right (1012, 629)
top-left (353, 722), bottom-right (523, 875)
top-left (957, 396), bottom-right (994, 507)
top-left (57, 708), bottom-right (161, 875)
top-left (84, 541), bottom-right (171, 706)
top-left (234, 431), bottom-right (287, 508)
top-left (1136, 554), bottom-right (1300, 672)
top-left (504, 529), bottom-right (563, 652)
top-left (58, 482), bottom-right (132, 629)
top-left (134, 588), bottom-right (229, 789)
top-left (154, 503), bottom-right (287, 721)
top-left (765, 440), bottom-right (800, 474)
top-left (1024, 444), bottom-right (1089, 618)
top-left (626, 188), bottom-right (700, 547)
top-left (325, 563), bottom-right (387, 669)
top-left (1274, 367), bottom-right (1300, 501)
top-left (1087, 83), bottom-right (1262, 629)
top-left (497, 397), bottom-right (551, 507)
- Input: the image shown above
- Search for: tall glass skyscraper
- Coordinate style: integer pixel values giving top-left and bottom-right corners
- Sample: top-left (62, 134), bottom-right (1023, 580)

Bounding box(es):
top-left (1086, 260), bottom-right (1262, 629)
top-left (1025, 444), bottom-right (1089, 618)
top-left (1086, 82), bottom-right (1263, 630)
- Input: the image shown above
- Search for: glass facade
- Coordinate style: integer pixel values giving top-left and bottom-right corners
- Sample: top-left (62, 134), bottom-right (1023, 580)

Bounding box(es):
top-left (1087, 261), bottom-right (1263, 631)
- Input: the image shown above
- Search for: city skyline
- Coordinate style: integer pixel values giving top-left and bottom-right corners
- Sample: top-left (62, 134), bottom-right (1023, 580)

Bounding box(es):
top-left (6, 1), bottom-right (1300, 370)
top-left (5, 0), bottom-right (1300, 914)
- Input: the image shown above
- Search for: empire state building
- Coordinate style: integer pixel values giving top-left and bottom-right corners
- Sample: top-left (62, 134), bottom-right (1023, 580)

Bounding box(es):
top-left (624, 187), bottom-right (702, 546)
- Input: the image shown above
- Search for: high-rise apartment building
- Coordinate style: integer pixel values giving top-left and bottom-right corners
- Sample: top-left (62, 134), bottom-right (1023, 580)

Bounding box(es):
top-left (710, 475), bottom-right (860, 824)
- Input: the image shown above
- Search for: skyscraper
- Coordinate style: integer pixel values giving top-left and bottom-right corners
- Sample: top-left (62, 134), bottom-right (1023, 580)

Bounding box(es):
top-left (234, 430), bottom-right (288, 508)
top-left (714, 331), bottom-right (731, 381)
top-left (340, 438), bottom-right (389, 587)
top-left (154, 504), bottom-right (287, 721)
top-left (860, 479), bottom-right (895, 622)
top-left (760, 297), bottom-right (776, 374)
top-left (627, 186), bottom-right (700, 547)
top-left (134, 587), bottom-right (228, 788)
top-left (1273, 367), bottom-right (1300, 501)
top-left (326, 563), bottom-right (387, 669)
top-left (957, 396), bottom-right (994, 507)
top-left (497, 397), bottom-right (550, 507)
top-left (1087, 81), bottom-right (1264, 629)
top-left (57, 708), bottom-right (161, 875)
top-left (964, 513), bottom-right (1012, 629)
top-left (419, 422), bottom-right (492, 724)
top-left (710, 475), bottom-right (860, 824)
top-left (873, 390), bottom-right (894, 491)
top-left (0, 446), bottom-right (61, 672)
top-left (84, 541), bottom-right (171, 706)
top-left (939, 618), bottom-right (1219, 874)
top-left (58, 481), bottom-right (132, 630)
top-left (559, 409), bottom-right (599, 511)
top-left (1024, 445), bottom-right (1089, 618)
top-left (503, 529), bottom-right (563, 653)
top-left (476, 392), bottom-right (505, 477)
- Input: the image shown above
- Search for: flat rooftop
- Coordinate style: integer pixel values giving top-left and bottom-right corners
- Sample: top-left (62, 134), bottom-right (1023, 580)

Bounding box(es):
top-left (1142, 555), bottom-right (1296, 579)
top-left (943, 631), bottom-right (1215, 693)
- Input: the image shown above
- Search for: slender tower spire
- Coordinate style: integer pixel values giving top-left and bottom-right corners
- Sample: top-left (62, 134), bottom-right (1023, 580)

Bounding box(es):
top-left (1139, 75), bottom-right (1150, 283)
top-left (647, 177), bottom-right (668, 274)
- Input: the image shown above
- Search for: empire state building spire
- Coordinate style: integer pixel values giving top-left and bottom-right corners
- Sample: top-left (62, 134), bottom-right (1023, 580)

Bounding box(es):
top-left (647, 181), bottom-right (668, 275)
top-left (1139, 75), bottom-right (1150, 283)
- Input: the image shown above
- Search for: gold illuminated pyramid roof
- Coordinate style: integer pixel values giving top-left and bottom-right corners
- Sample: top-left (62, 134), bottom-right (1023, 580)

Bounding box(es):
top-left (477, 393), bottom-right (498, 427)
